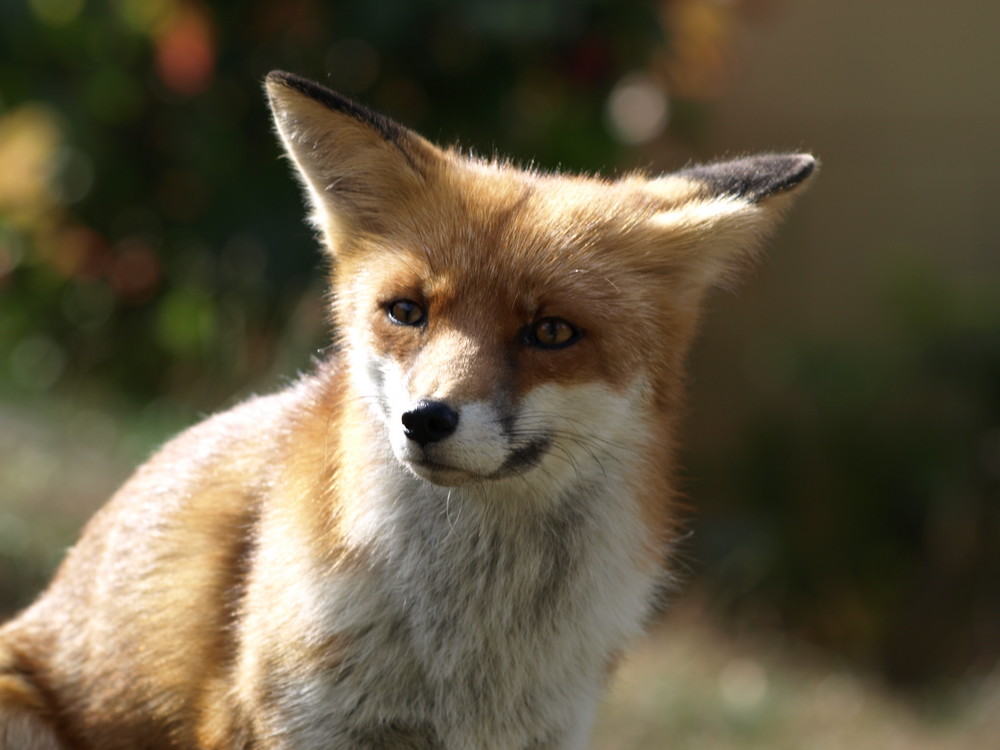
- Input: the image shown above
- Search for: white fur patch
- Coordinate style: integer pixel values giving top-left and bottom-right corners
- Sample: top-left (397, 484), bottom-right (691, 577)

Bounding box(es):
top-left (354, 344), bottom-right (647, 494)
top-left (262, 358), bottom-right (663, 747)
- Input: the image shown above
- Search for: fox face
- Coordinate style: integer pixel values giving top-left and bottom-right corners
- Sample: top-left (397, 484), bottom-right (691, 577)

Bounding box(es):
top-left (342, 187), bottom-right (661, 490)
top-left (268, 71), bottom-right (815, 500)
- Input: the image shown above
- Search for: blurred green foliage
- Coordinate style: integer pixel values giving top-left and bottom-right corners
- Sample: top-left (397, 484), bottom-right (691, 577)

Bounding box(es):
top-left (0, 0), bottom-right (689, 408)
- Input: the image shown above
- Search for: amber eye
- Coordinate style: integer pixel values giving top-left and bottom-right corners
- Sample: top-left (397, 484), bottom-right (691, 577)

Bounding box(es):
top-left (524, 317), bottom-right (580, 350)
top-left (386, 299), bottom-right (426, 326)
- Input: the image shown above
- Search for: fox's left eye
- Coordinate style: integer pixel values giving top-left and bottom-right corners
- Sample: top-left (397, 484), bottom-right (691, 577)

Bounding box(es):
top-left (387, 299), bottom-right (426, 326)
top-left (524, 317), bottom-right (580, 350)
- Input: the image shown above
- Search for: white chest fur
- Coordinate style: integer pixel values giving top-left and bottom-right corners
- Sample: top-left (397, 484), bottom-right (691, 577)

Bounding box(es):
top-left (252, 456), bottom-right (661, 750)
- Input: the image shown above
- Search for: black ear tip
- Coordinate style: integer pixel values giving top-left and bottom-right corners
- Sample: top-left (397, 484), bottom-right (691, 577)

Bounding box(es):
top-left (265, 70), bottom-right (314, 94)
top-left (265, 71), bottom-right (346, 109)
top-left (264, 71), bottom-right (404, 145)
top-left (784, 152), bottom-right (817, 185)
top-left (266, 69), bottom-right (293, 86)
top-left (763, 152), bottom-right (817, 196)
top-left (679, 152), bottom-right (818, 203)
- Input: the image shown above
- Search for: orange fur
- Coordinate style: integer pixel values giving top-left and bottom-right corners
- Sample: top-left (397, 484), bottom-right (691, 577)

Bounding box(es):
top-left (0, 72), bottom-right (814, 749)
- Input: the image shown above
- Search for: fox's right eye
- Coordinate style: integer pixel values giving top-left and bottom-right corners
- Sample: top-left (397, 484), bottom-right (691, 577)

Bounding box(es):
top-left (386, 299), bottom-right (426, 326)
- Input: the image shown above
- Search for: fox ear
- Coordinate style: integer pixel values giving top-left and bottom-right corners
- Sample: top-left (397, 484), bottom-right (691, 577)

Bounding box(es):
top-left (265, 71), bottom-right (440, 245)
top-left (646, 153), bottom-right (817, 289)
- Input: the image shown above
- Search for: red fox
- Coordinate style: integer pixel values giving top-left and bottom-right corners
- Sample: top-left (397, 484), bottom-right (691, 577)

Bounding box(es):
top-left (0, 71), bottom-right (814, 749)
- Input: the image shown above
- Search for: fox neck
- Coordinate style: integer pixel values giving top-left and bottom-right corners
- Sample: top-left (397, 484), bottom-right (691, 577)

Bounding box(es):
top-left (330, 377), bottom-right (665, 687)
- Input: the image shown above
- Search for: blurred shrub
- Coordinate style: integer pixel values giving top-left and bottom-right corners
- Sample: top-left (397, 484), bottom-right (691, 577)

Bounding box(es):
top-left (693, 267), bottom-right (1000, 684)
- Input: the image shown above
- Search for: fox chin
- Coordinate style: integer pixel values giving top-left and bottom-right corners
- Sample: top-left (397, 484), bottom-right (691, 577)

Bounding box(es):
top-left (0, 71), bottom-right (815, 750)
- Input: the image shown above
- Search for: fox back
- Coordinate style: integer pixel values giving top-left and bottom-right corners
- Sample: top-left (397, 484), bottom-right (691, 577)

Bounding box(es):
top-left (0, 72), bottom-right (815, 749)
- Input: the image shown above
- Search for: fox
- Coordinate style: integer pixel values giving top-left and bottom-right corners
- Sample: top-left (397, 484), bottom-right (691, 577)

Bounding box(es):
top-left (0, 71), bottom-right (814, 749)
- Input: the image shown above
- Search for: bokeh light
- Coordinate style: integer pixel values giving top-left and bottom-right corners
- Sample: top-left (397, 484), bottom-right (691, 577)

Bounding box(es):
top-left (606, 72), bottom-right (670, 144)
top-left (154, 2), bottom-right (216, 96)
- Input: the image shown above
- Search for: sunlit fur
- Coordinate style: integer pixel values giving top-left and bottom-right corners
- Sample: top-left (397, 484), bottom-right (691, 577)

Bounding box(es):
top-left (0, 72), bottom-right (814, 749)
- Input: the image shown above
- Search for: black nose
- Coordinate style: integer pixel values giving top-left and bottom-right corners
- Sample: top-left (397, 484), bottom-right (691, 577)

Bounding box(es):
top-left (401, 400), bottom-right (459, 445)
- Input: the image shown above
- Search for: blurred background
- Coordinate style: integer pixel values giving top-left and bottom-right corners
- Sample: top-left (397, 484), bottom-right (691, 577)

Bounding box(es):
top-left (1, 0), bottom-right (998, 746)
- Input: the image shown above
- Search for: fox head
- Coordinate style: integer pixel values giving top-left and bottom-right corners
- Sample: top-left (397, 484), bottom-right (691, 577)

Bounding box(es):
top-left (266, 71), bottom-right (815, 493)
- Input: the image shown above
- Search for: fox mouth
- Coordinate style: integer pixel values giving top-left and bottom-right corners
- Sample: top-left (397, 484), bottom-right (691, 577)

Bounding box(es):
top-left (491, 438), bottom-right (550, 477)
top-left (406, 437), bottom-right (551, 484)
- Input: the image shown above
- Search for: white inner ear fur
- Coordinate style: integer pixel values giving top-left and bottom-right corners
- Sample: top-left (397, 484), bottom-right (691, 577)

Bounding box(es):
top-left (650, 194), bottom-right (752, 228)
top-left (648, 196), bottom-right (776, 290)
